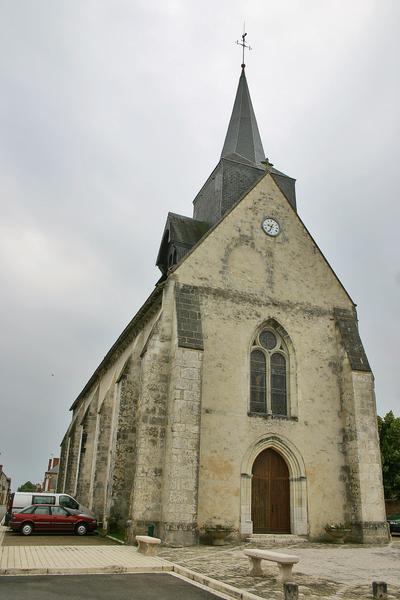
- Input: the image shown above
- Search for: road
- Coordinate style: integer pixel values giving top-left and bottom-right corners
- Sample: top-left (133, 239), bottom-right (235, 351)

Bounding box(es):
top-left (0, 573), bottom-right (222, 600)
top-left (2, 529), bottom-right (118, 546)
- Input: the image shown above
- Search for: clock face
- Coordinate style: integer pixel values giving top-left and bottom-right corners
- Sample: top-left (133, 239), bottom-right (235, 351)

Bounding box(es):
top-left (262, 218), bottom-right (280, 237)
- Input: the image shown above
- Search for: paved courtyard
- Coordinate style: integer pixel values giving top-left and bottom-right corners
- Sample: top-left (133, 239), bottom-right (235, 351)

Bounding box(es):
top-left (1, 524), bottom-right (399, 599)
top-left (0, 526), bottom-right (171, 576)
top-left (159, 539), bottom-right (400, 600)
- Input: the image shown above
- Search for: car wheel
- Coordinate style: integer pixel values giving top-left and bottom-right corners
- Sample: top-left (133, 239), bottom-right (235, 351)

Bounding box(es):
top-left (75, 523), bottom-right (88, 536)
top-left (21, 522), bottom-right (33, 536)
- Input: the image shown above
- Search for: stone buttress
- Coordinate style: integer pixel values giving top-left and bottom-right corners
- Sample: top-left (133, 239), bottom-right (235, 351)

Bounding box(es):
top-left (335, 308), bottom-right (387, 543)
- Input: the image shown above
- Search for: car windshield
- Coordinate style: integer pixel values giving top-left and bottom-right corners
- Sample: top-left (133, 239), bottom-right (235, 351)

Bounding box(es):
top-left (59, 495), bottom-right (79, 510)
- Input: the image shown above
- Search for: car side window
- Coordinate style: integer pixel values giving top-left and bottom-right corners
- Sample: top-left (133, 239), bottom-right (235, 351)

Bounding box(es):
top-left (33, 506), bottom-right (50, 515)
top-left (20, 506), bottom-right (36, 514)
top-left (59, 495), bottom-right (78, 509)
top-left (51, 506), bottom-right (69, 516)
top-left (32, 495), bottom-right (55, 505)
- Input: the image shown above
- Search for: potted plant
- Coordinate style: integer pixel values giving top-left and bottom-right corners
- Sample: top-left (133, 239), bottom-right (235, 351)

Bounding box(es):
top-left (204, 521), bottom-right (233, 546)
top-left (324, 523), bottom-right (351, 544)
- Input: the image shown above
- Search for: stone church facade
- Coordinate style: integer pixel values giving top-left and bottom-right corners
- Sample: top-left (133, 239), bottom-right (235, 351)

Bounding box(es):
top-left (58, 66), bottom-right (388, 546)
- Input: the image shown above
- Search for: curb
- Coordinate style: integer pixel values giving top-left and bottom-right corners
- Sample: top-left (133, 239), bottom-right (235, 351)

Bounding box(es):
top-left (171, 564), bottom-right (263, 600)
top-left (105, 535), bottom-right (126, 545)
top-left (0, 564), bottom-right (173, 576)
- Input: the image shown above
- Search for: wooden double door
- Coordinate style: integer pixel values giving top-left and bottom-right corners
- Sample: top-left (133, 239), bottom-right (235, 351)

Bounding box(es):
top-left (251, 448), bottom-right (290, 533)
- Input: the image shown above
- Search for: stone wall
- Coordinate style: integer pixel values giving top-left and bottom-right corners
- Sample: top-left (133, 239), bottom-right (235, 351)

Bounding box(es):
top-left (57, 171), bottom-right (386, 545)
top-left (175, 284), bottom-right (203, 350)
top-left (171, 172), bottom-right (387, 542)
top-left (92, 385), bottom-right (114, 521)
top-left (338, 344), bottom-right (388, 543)
top-left (127, 307), bottom-right (172, 542)
top-left (64, 422), bottom-right (81, 496)
top-left (58, 296), bottom-right (163, 535)
top-left (75, 391), bottom-right (98, 506)
top-left (57, 436), bottom-right (69, 493)
top-left (160, 345), bottom-right (203, 545)
top-left (108, 357), bottom-right (140, 535)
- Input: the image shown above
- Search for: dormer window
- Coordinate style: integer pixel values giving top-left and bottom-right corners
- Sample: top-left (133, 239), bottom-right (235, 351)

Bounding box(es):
top-left (168, 246), bottom-right (178, 269)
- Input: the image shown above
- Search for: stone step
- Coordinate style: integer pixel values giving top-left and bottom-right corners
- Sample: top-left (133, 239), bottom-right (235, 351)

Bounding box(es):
top-left (246, 534), bottom-right (307, 545)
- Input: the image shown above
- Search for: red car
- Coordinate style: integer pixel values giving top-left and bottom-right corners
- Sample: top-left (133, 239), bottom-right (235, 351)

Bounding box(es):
top-left (9, 504), bottom-right (97, 536)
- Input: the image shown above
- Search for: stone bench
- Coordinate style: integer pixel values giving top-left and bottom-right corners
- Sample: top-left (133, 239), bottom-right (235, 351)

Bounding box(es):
top-left (244, 549), bottom-right (299, 582)
top-left (135, 535), bottom-right (161, 556)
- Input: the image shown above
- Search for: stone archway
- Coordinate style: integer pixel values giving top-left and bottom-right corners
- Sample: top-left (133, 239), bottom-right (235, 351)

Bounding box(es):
top-left (240, 434), bottom-right (308, 536)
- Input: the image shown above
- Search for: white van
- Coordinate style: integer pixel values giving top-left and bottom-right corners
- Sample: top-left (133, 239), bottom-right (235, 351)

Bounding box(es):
top-left (5, 492), bottom-right (93, 523)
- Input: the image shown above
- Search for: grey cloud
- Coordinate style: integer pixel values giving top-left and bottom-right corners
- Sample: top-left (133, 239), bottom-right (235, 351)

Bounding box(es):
top-left (0, 0), bottom-right (399, 486)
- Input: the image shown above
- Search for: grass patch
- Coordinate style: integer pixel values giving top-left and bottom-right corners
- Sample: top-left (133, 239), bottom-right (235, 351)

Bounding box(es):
top-left (108, 530), bottom-right (126, 543)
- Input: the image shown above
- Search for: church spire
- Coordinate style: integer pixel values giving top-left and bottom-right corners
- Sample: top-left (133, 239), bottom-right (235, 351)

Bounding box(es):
top-left (220, 68), bottom-right (265, 168)
top-left (192, 37), bottom-right (296, 226)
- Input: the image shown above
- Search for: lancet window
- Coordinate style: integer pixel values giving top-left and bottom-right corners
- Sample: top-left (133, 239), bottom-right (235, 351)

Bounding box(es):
top-left (250, 328), bottom-right (288, 416)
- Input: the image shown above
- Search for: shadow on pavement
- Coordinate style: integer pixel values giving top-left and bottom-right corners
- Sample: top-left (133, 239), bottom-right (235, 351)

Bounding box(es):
top-left (2, 530), bottom-right (119, 546)
top-left (0, 573), bottom-right (220, 600)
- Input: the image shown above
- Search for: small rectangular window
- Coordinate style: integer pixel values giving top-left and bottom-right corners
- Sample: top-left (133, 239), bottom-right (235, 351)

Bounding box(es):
top-left (32, 495), bottom-right (55, 505)
top-left (51, 506), bottom-right (68, 516)
top-left (34, 506), bottom-right (50, 514)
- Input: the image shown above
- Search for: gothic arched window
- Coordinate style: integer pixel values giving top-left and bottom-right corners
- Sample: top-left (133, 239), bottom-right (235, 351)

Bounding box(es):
top-left (250, 328), bottom-right (288, 416)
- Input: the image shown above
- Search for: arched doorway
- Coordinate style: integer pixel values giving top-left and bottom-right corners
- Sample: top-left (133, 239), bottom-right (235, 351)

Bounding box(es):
top-left (251, 448), bottom-right (290, 533)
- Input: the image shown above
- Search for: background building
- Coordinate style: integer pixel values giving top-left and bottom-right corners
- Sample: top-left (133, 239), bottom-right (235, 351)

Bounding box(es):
top-left (43, 457), bottom-right (60, 493)
top-left (0, 465), bottom-right (11, 520)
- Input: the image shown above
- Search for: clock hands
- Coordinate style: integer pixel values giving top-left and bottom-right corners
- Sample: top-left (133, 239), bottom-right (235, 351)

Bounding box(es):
top-left (262, 218), bottom-right (280, 237)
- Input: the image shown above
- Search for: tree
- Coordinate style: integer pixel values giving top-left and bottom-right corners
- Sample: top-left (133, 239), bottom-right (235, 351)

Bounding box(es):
top-left (17, 481), bottom-right (37, 492)
top-left (377, 411), bottom-right (400, 500)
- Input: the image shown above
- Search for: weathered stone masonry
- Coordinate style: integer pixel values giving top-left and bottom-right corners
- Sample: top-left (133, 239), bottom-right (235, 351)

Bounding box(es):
top-left (58, 66), bottom-right (387, 546)
top-left (335, 309), bottom-right (387, 543)
top-left (108, 358), bottom-right (140, 534)
top-left (75, 395), bottom-right (97, 505)
top-left (175, 283), bottom-right (204, 350)
top-left (127, 314), bottom-right (171, 542)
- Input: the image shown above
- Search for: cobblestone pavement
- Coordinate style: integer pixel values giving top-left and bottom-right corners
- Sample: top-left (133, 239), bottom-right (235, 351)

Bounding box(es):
top-left (159, 540), bottom-right (400, 600)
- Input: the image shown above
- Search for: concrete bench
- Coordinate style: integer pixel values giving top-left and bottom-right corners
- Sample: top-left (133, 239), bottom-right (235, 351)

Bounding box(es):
top-left (135, 535), bottom-right (161, 556)
top-left (244, 549), bottom-right (299, 582)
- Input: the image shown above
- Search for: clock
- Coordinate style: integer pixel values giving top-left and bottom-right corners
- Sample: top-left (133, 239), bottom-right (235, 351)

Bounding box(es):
top-left (262, 217), bottom-right (280, 237)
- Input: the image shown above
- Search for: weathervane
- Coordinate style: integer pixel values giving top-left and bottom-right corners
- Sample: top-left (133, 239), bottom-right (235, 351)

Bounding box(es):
top-left (236, 25), bottom-right (251, 69)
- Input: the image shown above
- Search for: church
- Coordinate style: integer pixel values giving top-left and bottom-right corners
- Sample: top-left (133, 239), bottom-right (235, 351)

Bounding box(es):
top-left (57, 54), bottom-right (388, 546)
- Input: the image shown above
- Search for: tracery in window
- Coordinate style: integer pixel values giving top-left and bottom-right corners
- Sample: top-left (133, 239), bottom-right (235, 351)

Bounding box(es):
top-left (250, 328), bottom-right (288, 416)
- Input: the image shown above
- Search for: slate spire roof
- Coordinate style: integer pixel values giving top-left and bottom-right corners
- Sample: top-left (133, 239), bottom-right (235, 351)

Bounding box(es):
top-left (221, 68), bottom-right (265, 168)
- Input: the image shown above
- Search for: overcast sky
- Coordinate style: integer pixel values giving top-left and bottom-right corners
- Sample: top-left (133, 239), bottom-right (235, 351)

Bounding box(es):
top-left (1, 1), bottom-right (399, 488)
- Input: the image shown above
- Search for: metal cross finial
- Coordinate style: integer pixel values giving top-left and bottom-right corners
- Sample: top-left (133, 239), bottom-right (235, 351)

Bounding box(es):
top-left (236, 25), bottom-right (251, 69)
